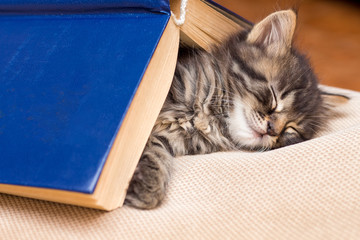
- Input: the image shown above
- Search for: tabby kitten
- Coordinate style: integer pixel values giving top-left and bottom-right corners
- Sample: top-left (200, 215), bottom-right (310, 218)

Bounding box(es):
top-left (125, 10), bottom-right (347, 209)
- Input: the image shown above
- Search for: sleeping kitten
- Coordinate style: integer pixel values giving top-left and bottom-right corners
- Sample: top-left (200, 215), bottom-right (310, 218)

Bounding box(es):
top-left (125, 10), bottom-right (348, 209)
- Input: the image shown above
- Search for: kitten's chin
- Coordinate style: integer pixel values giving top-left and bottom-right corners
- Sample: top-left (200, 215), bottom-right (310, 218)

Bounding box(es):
top-left (232, 129), bottom-right (275, 150)
top-left (227, 99), bottom-right (276, 150)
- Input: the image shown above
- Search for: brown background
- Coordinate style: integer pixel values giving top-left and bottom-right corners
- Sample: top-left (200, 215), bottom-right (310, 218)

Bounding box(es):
top-left (216, 0), bottom-right (360, 91)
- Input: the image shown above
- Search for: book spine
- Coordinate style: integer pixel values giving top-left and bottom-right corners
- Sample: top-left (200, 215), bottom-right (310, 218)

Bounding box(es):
top-left (204, 0), bottom-right (253, 27)
top-left (0, 0), bottom-right (170, 15)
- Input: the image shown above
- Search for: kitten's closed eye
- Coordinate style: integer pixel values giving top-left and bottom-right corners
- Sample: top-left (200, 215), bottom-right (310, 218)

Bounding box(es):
top-left (276, 126), bottom-right (303, 147)
top-left (268, 86), bottom-right (278, 114)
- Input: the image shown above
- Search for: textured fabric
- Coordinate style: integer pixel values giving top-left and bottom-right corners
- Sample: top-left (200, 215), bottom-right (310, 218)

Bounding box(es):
top-left (1, 85), bottom-right (359, 239)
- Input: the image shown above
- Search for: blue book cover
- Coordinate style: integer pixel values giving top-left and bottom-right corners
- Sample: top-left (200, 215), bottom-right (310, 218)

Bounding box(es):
top-left (0, 0), bottom-right (181, 209)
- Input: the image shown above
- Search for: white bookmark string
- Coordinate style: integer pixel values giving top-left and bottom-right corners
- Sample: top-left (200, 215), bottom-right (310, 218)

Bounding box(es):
top-left (171, 0), bottom-right (188, 26)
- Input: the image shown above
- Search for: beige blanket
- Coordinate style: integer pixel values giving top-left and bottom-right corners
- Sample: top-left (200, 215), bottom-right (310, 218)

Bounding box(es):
top-left (1, 86), bottom-right (360, 239)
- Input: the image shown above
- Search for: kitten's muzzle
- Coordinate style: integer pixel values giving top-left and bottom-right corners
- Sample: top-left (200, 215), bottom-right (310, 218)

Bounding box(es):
top-left (266, 121), bottom-right (278, 136)
top-left (265, 113), bottom-right (288, 137)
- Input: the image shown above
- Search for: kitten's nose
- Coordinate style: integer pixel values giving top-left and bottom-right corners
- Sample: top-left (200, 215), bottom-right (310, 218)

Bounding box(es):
top-left (267, 121), bottom-right (277, 136)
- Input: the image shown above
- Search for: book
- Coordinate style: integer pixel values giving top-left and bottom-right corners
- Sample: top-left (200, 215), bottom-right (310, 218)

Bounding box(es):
top-left (170, 0), bottom-right (252, 50)
top-left (0, 0), bottom-right (180, 211)
top-left (0, 0), bottom-right (250, 211)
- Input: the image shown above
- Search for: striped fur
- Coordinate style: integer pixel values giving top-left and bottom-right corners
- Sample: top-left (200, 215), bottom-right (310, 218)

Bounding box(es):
top-left (125, 10), bottom-right (347, 209)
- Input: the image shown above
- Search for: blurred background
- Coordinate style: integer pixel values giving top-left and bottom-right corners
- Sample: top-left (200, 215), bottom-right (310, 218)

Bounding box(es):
top-left (216, 0), bottom-right (360, 91)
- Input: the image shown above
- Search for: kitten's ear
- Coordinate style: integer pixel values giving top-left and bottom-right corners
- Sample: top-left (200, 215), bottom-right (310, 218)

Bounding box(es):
top-left (247, 10), bottom-right (297, 55)
top-left (321, 92), bottom-right (350, 107)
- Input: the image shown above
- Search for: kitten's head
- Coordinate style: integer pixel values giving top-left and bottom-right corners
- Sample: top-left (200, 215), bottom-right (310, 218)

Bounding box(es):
top-left (225, 10), bottom-right (348, 150)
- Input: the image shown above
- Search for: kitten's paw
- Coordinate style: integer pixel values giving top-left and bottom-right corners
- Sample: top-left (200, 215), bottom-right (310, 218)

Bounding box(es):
top-left (125, 162), bottom-right (167, 209)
